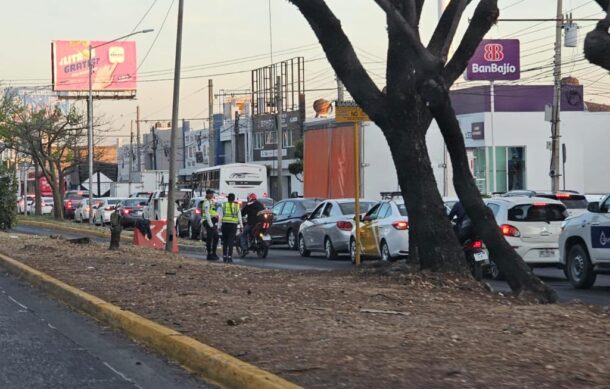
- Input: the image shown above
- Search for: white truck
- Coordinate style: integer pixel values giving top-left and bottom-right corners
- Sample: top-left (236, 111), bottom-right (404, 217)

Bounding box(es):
top-left (558, 194), bottom-right (610, 288)
top-left (144, 188), bottom-right (191, 221)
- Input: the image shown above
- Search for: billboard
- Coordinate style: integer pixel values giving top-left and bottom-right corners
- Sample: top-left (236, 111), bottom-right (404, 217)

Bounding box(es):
top-left (466, 39), bottom-right (520, 81)
top-left (52, 40), bottom-right (137, 91)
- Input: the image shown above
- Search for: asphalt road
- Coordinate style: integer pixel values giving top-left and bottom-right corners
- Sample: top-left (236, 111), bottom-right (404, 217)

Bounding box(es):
top-left (0, 270), bottom-right (210, 389)
top-left (10, 224), bottom-right (610, 306)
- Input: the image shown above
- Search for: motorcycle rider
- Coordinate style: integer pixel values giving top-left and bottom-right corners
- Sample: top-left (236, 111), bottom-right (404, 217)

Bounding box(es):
top-left (240, 193), bottom-right (265, 256)
top-left (200, 189), bottom-right (220, 260)
top-left (448, 201), bottom-right (474, 244)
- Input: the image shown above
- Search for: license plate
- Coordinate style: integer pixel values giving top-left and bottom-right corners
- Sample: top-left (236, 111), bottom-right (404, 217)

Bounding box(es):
top-left (262, 234), bottom-right (271, 241)
top-left (539, 249), bottom-right (556, 258)
top-left (474, 251), bottom-right (488, 262)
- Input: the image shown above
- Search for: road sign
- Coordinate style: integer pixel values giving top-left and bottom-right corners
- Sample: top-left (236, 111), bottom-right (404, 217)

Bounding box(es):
top-left (335, 101), bottom-right (370, 123)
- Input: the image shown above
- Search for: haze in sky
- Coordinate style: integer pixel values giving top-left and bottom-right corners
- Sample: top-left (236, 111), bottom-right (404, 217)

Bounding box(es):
top-left (1, 0), bottom-right (607, 144)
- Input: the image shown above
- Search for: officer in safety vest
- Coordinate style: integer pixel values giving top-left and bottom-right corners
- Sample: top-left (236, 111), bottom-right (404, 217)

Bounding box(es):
top-left (201, 189), bottom-right (220, 260)
top-left (218, 193), bottom-right (243, 263)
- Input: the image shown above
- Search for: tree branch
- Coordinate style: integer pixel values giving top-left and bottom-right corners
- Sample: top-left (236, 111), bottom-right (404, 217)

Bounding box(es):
top-left (374, 0), bottom-right (439, 68)
top-left (584, 2), bottom-right (610, 71)
top-left (443, 0), bottom-right (499, 86)
top-left (288, 0), bottom-right (387, 122)
top-left (428, 0), bottom-right (471, 63)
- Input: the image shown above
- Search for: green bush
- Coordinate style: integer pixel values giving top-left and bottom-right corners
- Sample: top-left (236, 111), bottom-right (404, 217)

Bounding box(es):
top-left (0, 163), bottom-right (17, 230)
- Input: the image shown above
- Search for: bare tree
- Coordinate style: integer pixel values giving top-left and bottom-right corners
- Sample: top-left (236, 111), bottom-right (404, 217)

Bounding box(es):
top-left (1, 94), bottom-right (104, 220)
top-left (288, 0), bottom-right (557, 302)
top-left (585, 0), bottom-right (610, 71)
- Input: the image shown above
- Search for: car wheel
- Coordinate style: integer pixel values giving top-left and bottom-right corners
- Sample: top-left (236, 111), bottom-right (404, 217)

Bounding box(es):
top-left (488, 259), bottom-right (504, 280)
top-left (350, 239), bottom-right (356, 264)
top-left (380, 240), bottom-right (392, 262)
top-left (324, 238), bottom-right (338, 260)
top-left (298, 234), bottom-right (311, 257)
top-left (188, 223), bottom-right (195, 240)
top-left (287, 230), bottom-right (297, 250)
top-left (566, 244), bottom-right (596, 289)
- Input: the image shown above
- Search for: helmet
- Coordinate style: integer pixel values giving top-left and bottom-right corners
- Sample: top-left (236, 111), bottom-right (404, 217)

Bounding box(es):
top-left (247, 193), bottom-right (257, 202)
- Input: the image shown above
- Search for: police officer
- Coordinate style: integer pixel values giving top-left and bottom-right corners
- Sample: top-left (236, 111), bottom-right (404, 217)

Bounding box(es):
top-left (201, 189), bottom-right (219, 260)
top-left (218, 193), bottom-right (243, 263)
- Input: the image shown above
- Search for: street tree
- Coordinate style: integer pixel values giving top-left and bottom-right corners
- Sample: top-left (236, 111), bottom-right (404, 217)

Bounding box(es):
top-left (0, 93), bottom-right (100, 220)
top-left (585, 0), bottom-right (610, 71)
top-left (288, 0), bottom-right (557, 302)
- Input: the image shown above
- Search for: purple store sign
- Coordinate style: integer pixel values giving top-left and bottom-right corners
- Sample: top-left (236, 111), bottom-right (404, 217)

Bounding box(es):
top-left (466, 39), bottom-right (520, 81)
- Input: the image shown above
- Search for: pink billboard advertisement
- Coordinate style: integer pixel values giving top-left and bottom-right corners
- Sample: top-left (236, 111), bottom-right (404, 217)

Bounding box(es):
top-left (52, 40), bottom-right (137, 91)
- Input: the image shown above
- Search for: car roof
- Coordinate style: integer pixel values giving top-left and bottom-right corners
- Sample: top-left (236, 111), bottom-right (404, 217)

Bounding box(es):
top-left (328, 198), bottom-right (375, 203)
top-left (487, 196), bottom-right (564, 206)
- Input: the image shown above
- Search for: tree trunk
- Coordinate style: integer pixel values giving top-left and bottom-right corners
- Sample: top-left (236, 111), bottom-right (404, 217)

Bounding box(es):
top-left (385, 119), bottom-right (466, 272)
top-left (34, 163), bottom-right (42, 216)
top-left (431, 92), bottom-right (558, 302)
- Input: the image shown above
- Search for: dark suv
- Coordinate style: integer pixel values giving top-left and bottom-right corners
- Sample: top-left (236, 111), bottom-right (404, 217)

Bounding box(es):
top-left (268, 198), bottom-right (323, 250)
top-left (63, 190), bottom-right (90, 219)
top-left (501, 190), bottom-right (588, 216)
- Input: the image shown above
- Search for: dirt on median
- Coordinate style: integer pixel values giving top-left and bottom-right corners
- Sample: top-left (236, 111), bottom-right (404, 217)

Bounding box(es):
top-left (1, 232), bottom-right (609, 388)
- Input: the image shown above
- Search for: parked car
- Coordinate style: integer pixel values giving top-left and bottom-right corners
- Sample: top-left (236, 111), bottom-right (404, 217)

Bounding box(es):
top-left (118, 198), bottom-right (148, 228)
top-left (130, 191), bottom-right (152, 199)
top-left (269, 198), bottom-right (323, 250)
top-left (92, 198), bottom-right (125, 225)
top-left (17, 195), bottom-right (35, 214)
top-left (39, 197), bottom-right (54, 215)
top-left (485, 196), bottom-right (568, 279)
top-left (63, 191), bottom-right (89, 219)
top-left (559, 194), bottom-right (610, 289)
top-left (74, 198), bottom-right (103, 223)
top-left (298, 199), bottom-right (375, 259)
top-left (176, 197), bottom-right (206, 239)
top-left (350, 199), bottom-right (410, 263)
top-left (501, 190), bottom-right (588, 216)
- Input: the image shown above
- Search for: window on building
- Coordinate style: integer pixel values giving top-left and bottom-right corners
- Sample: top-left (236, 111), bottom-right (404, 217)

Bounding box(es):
top-left (282, 129), bottom-right (294, 148)
top-left (266, 131), bottom-right (277, 145)
top-left (254, 132), bottom-right (265, 150)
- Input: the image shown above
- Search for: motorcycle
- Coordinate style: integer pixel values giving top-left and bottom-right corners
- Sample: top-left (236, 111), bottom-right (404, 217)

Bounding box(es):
top-left (237, 209), bottom-right (273, 259)
top-left (462, 238), bottom-right (489, 281)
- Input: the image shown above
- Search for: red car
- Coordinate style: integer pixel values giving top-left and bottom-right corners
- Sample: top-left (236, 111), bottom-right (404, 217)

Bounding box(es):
top-left (63, 191), bottom-right (89, 219)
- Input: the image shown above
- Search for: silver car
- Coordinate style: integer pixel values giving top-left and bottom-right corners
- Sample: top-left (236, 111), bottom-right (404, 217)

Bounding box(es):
top-left (298, 199), bottom-right (375, 259)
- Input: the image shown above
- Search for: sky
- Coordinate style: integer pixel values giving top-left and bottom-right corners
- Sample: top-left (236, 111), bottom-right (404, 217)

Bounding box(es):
top-left (1, 0), bottom-right (608, 145)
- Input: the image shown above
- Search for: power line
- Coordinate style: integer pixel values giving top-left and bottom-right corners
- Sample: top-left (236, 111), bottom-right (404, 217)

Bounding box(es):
top-left (131, 0), bottom-right (158, 33)
top-left (138, 0), bottom-right (175, 71)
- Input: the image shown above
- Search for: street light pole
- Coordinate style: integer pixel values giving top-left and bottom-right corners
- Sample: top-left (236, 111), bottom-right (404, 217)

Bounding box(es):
top-left (87, 29), bottom-right (153, 224)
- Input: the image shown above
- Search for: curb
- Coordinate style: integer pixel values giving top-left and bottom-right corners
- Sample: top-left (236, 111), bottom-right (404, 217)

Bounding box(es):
top-left (0, 251), bottom-right (301, 389)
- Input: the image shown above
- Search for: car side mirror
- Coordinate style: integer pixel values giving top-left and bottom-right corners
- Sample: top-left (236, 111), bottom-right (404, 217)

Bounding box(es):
top-left (587, 202), bottom-right (601, 213)
top-left (302, 212), bottom-right (311, 220)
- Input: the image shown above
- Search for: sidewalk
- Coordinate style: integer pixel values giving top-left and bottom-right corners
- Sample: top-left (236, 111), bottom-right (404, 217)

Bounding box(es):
top-left (1, 232), bottom-right (609, 388)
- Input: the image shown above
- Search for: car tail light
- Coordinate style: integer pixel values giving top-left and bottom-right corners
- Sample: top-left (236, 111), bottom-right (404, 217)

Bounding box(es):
top-left (336, 221), bottom-right (353, 231)
top-left (122, 209), bottom-right (130, 215)
top-left (533, 202), bottom-right (548, 207)
top-left (66, 200), bottom-right (72, 209)
top-left (555, 192), bottom-right (571, 199)
top-left (501, 224), bottom-right (521, 237)
top-left (392, 221), bottom-right (409, 230)
top-left (195, 208), bottom-right (202, 215)
top-left (105, 206), bottom-right (114, 211)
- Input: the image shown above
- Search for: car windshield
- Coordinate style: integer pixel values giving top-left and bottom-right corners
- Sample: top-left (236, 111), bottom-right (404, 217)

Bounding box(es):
top-left (397, 203), bottom-right (408, 216)
top-left (107, 199), bottom-right (122, 205)
top-left (302, 200), bottom-right (321, 211)
top-left (338, 201), bottom-right (374, 215)
top-left (122, 199), bottom-right (145, 207)
top-left (65, 192), bottom-right (88, 200)
top-left (508, 203), bottom-right (568, 222)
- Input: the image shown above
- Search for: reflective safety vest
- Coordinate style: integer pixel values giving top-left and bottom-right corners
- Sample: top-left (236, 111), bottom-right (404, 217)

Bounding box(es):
top-left (202, 199), bottom-right (217, 218)
top-left (222, 202), bottom-right (239, 223)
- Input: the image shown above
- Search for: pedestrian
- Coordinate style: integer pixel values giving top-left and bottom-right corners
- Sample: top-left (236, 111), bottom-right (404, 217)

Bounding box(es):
top-left (200, 189), bottom-right (219, 260)
top-left (239, 193), bottom-right (265, 256)
top-left (218, 193), bottom-right (243, 263)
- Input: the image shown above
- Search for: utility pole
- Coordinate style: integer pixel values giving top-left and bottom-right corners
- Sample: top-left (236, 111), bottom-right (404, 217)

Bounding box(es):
top-left (208, 79), bottom-right (215, 167)
top-left (550, 0), bottom-right (563, 192)
top-left (233, 111), bottom-right (240, 163)
top-left (275, 76), bottom-right (284, 201)
top-left (166, 0), bottom-right (184, 252)
top-left (136, 105), bottom-right (141, 172)
top-left (129, 124), bottom-right (133, 195)
top-left (151, 127), bottom-right (158, 170)
top-left (337, 77), bottom-right (345, 102)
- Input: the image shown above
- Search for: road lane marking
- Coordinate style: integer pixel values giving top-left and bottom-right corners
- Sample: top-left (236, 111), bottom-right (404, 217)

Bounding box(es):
top-left (103, 361), bottom-right (142, 389)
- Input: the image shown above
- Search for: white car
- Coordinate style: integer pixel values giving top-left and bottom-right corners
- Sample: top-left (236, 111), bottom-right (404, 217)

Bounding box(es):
top-left (485, 196), bottom-right (568, 278)
top-left (74, 198), bottom-right (102, 223)
top-left (349, 199), bottom-right (409, 262)
top-left (559, 194), bottom-right (610, 289)
top-left (92, 198), bottom-right (125, 225)
top-left (17, 195), bottom-right (34, 214)
top-left (39, 197), bottom-right (54, 215)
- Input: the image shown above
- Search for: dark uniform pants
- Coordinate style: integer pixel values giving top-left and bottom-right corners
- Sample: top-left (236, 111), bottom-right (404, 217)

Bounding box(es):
top-left (221, 223), bottom-right (238, 258)
top-left (205, 218), bottom-right (219, 256)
